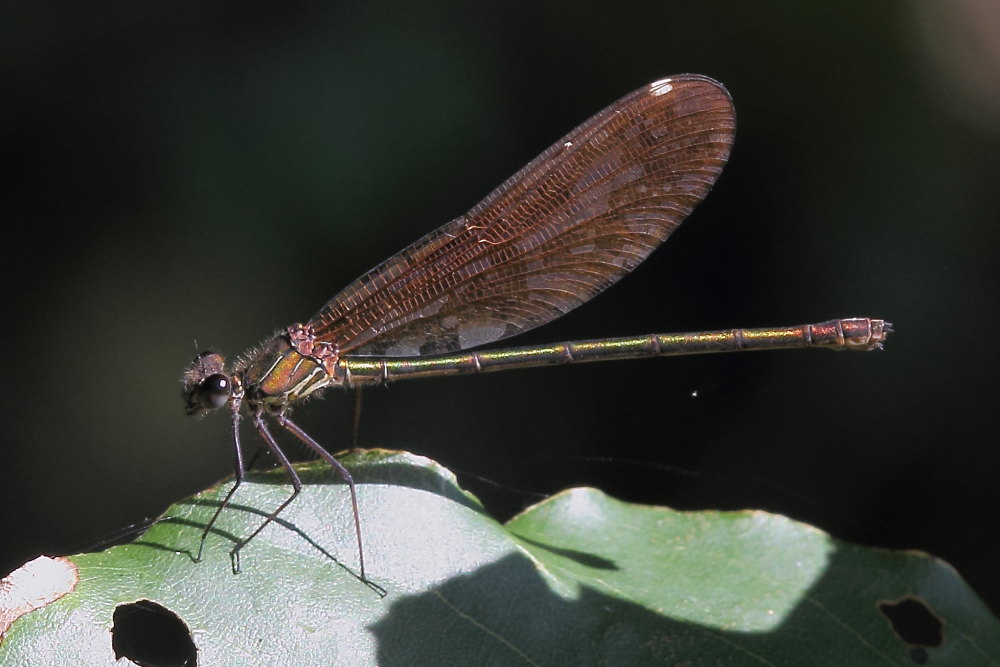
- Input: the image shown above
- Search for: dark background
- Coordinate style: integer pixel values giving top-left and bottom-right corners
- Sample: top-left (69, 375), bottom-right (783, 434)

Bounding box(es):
top-left (4, 1), bottom-right (999, 614)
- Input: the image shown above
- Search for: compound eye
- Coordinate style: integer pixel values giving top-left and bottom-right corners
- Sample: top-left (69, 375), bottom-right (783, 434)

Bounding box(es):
top-left (198, 373), bottom-right (231, 410)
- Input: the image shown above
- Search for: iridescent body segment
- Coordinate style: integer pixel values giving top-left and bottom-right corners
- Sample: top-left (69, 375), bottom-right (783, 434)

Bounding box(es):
top-left (331, 318), bottom-right (889, 386)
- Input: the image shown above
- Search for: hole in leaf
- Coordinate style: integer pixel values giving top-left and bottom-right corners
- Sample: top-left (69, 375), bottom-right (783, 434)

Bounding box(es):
top-left (878, 596), bottom-right (943, 648)
top-left (112, 599), bottom-right (198, 667)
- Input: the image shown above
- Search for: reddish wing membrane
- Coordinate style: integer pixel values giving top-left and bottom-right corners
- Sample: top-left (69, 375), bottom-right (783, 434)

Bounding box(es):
top-left (308, 75), bottom-right (736, 358)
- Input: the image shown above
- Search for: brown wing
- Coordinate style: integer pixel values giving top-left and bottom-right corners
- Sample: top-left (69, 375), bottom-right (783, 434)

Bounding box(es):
top-left (309, 75), bottom-right (736, 357)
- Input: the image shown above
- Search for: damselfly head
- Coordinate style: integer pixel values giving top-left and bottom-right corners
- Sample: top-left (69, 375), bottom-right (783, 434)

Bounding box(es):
top-left (182, 351), bottom-right (232, 416)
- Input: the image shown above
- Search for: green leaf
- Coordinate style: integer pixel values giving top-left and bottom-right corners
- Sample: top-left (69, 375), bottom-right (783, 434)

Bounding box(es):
top-left (2, 450), bottom-right (997, 666)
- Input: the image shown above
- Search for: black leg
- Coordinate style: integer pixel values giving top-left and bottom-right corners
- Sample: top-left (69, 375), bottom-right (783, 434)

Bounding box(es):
top-left (279, 414), bottom-right (367, 581)
top-left (196, 407), bottom-right (245, 562)
top-left (351, 386), bottom-right (363, 447)
top-left (228, 412), bottom-right (303, 573)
